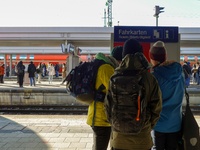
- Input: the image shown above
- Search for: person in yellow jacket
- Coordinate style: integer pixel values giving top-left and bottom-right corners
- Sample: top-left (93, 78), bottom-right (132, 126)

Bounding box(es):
top-left (87, 46), bottom-right (123, 150)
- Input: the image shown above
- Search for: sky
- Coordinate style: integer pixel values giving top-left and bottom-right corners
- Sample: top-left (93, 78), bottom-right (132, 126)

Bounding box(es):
top-left (0, 0), bottom-right (200, 27)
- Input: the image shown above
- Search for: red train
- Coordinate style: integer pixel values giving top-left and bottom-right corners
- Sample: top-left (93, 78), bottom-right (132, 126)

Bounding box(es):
top-left (0, 54), bottom-right (95, 73)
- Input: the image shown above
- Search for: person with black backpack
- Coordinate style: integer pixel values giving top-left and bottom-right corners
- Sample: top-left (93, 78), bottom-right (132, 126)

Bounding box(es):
top-left (149, 41), bottom-right (185, 150)
top-left (17, 61), bottom-right (25, 87)
top-left (86, 46), bottom-right (123, 150)
top-left (28, 61), bottom-right (36, 86)
top-left (105, 39), bottom-right (162, 150)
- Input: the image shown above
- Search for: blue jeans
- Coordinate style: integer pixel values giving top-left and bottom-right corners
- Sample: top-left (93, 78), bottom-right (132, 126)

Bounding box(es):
top-left (193, 73), bottom-right (200, 84)
top-left (49, 75), bottom-right (53, 83)
top-left (55, 71), bottom-right (59, 77)
top-left (185, 75), bottom-right (191, 87)
top-left (30, 77), bottom-right (35, 86)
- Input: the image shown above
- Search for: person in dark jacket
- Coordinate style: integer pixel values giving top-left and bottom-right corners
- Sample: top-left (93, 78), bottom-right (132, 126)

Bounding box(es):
top-left (105, 39), bottom-right (162, 150)
top-left (42, 63), bottom-right (46, 77)
top-left (54, 63), bottom-right (59, 77)
top-left (17, 61), bottom-right (25, 87)
top-left (149, 41), bottom-right (185, 150)
top-left (6, 64), bottom-right (10, 77)
top-left (28, 61), bottom-right (36, 86)
top-left (183, 61), bottom-right (192, 87)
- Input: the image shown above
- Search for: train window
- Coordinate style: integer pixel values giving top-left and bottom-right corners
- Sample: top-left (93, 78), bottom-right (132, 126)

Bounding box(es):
top-left (19, 55), bottom-right (27, 60)
top-left (180, 56), bottom-right (185, 62)
top-left (29, 55), bottom-right (34, 60)
top-left (187, 56), bottom-right (195, 62)
top-left (197, 57), bottom-right (200, 62)
top-left (0, 55), bottom-right (4, 60)
top-left (8, 55), bottom-right (17, 60)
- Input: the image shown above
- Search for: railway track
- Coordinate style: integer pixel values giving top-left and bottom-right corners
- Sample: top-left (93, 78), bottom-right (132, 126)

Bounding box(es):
top-left (0, 105), bottom-right (89, 114)
top-left (0, 105), bottom-right (200, 115)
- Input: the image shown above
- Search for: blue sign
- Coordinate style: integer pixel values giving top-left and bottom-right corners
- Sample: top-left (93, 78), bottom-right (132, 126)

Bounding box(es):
top-left (114, 26), bottom-right (179, 43)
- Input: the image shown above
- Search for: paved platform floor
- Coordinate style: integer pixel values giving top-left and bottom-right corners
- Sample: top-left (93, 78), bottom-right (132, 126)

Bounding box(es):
top-left (0, 115), bottom-right (200, 150)
top-left (0, 115), bottom-right (95, 150)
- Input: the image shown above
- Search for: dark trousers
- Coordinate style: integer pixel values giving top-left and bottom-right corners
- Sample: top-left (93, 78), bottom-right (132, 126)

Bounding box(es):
top-left (16, 74), bottom-right (19, 83)
top-left (6, 72), bottom-right (9, 77)
top-left (0, 75), bottom-right (3, 83)
top-left (18, 74), bottom-right (24, 87)
top-left (92, 126), bottom-right (111, 150)
top-left (152, 130), bottom-right (179, 150)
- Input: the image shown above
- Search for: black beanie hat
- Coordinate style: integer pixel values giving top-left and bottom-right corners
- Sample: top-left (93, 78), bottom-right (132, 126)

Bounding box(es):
top-left (122, 39), bottom-right (143, 58)
top-left (111, 46), bottom-right (123, 61)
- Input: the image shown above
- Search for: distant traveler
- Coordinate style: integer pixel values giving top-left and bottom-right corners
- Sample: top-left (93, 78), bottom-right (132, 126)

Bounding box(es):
top-left (149, 41), bottom-right (185, 150)
top-left (105, 39), bottom-right (162, 150)
top-left (183, 61), bottom-right (192, 87)
top-left (192, 64), bottom-right (199, 84)
top-left (36, 63), bottom-right (42, 83)
top-left (60, 63), bottom-right (66, 85)
top-left (87, 46), bottom-right (123, 150)
top-left (6, 64), bottom-right (10, 77)
top-left (0, 64), bottom-right (5, 83)
top-left (42, 63), bottom-right (46, 77)
top-left (17, 61), bottom-right (25, 87)
top-left (54, 63), bottom-right (59, 77)
top-left (28, 61), bottom-right (36, 86)
top-left (48, 63), bottom-right (55, 84)
top-left (14, 63), bottom-right (19, 83)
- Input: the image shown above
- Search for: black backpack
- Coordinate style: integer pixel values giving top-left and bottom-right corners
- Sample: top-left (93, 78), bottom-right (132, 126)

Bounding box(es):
top-left (17, 66), bottom-right (24, 74)
top-left (66, 59), bottom-right (106, 104)
top-left (105, 71), bottom-right (147, 134)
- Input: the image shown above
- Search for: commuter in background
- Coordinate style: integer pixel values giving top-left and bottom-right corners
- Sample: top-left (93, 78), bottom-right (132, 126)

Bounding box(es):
top-left (54, 63), bottom-right (59, 77)
top-left (187, 62), bottom-right (192, 84)
top-left (17, 61), bottom-right (25, 87)
top-left (36, 63), bottom-right (42, 83)
top-left (87, 46), bottom-right (123, 150)
top-left (105, 39), bottom-right (162, 150)
top-left (149, 41), bottom-right (185, 150)
top-left (14, 63), bottom-right (19, 83)
top-left (28, 61), bottom-right (36, 86)
top-left (42, 63), bottom-right (46, 77)
top-left (196, 62), bottom-right (200, 85)
top-left (60, 63), bottom-right (66, 85)
top-left (6, 64), bottom-right (10, 77)
top-left (48, 63), bottom-right (55, 84)
top-left (0, 64), bottom-right (5, 83)
top-left (192, 64), bottom-right (199, 84)
top-left (183, 61), bottom-right (192, 87)
top-left (197, 62), bottom-right (199, 69)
